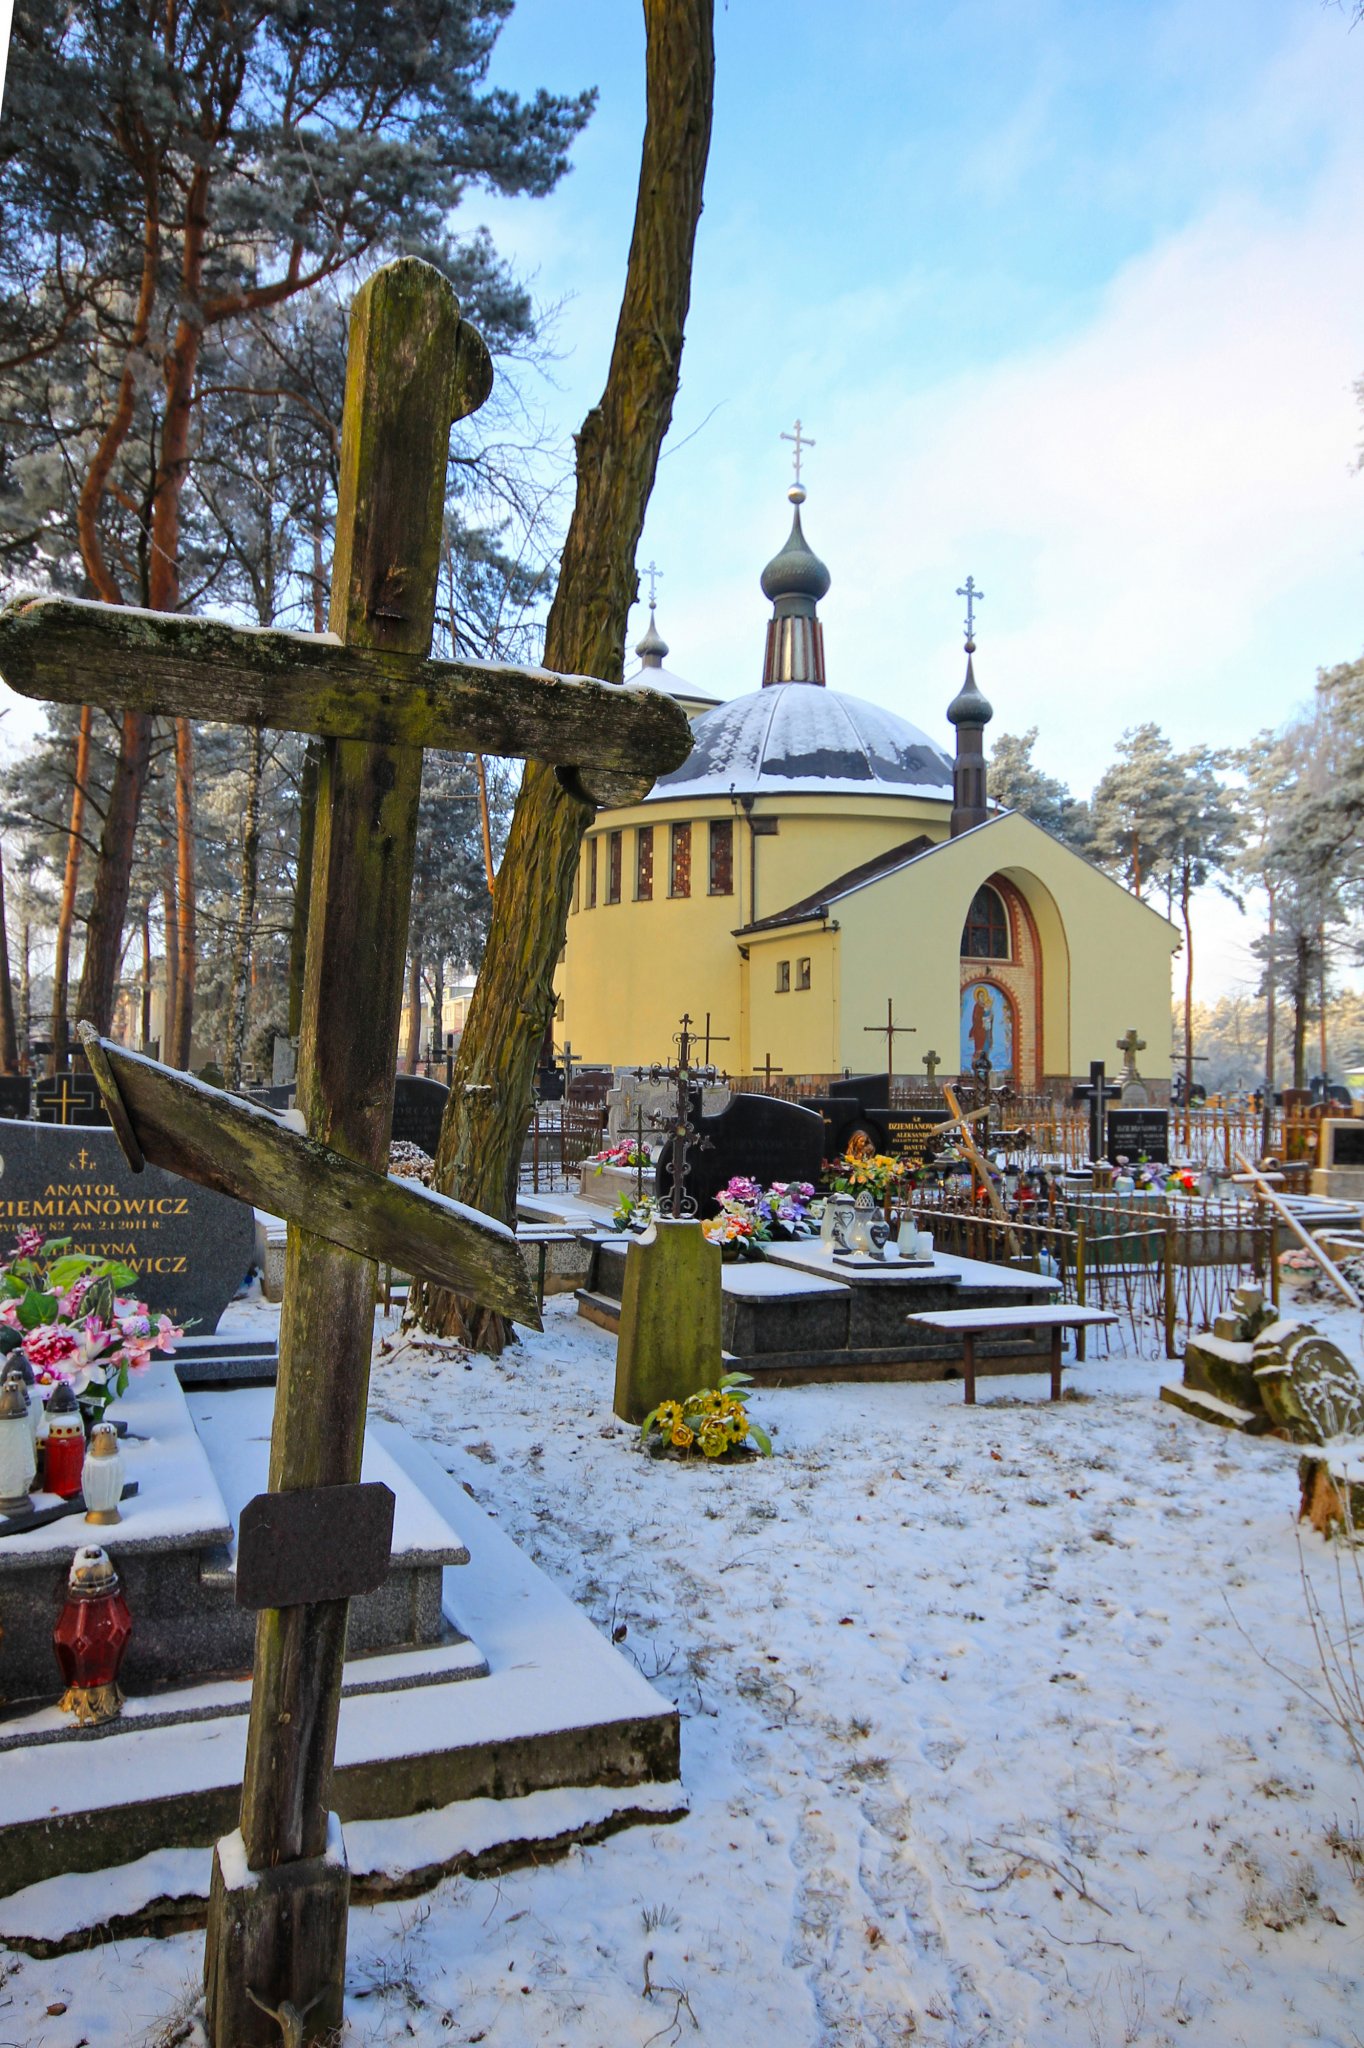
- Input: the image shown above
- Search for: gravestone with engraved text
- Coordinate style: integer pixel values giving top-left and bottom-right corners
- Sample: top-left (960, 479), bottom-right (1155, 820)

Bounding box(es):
top-left (0, 1119), bottom-right (254, 1328)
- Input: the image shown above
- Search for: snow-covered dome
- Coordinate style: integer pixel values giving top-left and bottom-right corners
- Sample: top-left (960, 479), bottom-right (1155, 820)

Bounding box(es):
top-left (648, 681), bottom-right (953, 802)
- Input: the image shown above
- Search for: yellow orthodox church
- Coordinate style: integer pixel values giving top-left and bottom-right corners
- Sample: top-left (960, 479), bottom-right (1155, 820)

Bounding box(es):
top-left (555, 479), bottom-right (1178, 1092)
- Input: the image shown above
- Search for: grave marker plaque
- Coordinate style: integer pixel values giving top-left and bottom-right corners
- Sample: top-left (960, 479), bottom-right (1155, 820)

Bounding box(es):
top-left (1107, 1107), bottom-right (1170, 1165)
top-left (390, 1073), bottom-right (448, 1156)
top-left (881, 1110), bottom-right (947, 1167)
top-left (0, 1119), bottom-right (254, 1327)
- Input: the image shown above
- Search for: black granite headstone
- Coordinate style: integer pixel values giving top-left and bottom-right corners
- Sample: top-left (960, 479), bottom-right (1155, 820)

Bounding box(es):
top-left (1107, 1107), bottom-right (1170, 1165)
top-left (390, 1073), bottom-right (448, 1155)
top-left (1328, 1123), bottom-right (1364, 1167)
top-left (657, 1092), bottom-right (826, 1215)
top-left (878, 1110), bottom-right (945, 1167)
top-left (0, 1076), bottom-right (31, 1120)
top-left (33, 1071), bottom-right (107, 1126)
top-left (0, 1119), bottom-right (255, 1329)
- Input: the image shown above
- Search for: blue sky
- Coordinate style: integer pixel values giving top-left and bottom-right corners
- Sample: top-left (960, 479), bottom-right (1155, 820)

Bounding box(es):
top-left (471, 0), bottom-right (1364, 997)
top-left (1, 0), bottom-right (1359, 998)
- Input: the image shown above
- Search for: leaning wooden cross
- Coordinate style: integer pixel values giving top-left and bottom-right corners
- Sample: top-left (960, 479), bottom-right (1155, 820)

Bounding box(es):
top-left (0, 259), bottom-right (691, 2047)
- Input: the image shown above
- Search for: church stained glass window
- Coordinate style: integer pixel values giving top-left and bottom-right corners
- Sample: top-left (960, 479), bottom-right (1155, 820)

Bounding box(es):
top-left (670, 823), bottom-right (691, 898)
top-left (709, 820), bottom-right (733, 895)
top-left (636, 826), bottom-right (654, 900)
top-left (962, 885), bottom-right (1008, 959)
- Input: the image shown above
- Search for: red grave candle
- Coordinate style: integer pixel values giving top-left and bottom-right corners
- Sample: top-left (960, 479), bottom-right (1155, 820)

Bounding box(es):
top-left (42, 1384), bottom-right (86, 1498)
top-left (53, 1544), bottom-right (132, 1724)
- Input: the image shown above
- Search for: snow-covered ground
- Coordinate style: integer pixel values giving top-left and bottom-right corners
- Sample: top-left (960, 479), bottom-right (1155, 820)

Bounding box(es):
top-left (6, 1283), bottom-right (1363, 2048)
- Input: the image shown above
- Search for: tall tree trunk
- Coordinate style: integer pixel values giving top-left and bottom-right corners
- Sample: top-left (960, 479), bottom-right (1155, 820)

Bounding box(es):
top-left (1261, 880), bottom-right (1276, 1156)
top-left (1181, 862), bottom-right (1194, 1149)
top-left (431, 957), bottom-right (445, 1062)
top-left (474, 753), bottom-right (496, 891)
top-left (161, 799), bottom-right (178, 1063)
top-left (76, 709), bottom-right (153, 1031)
top-left (50, 706), bottom-right (92, 1071)
top-left (0, 843), bottom-right (18, 1075)
top-left (141, 904), bottom-right (153, 1050)
top-left (226, 727), bottom-right (264, 1087)
top-left (405, 948), bottom-right (423, 1074)
top-left (169, 717), bottom-right (196, 1066)
top-left (410, 0), bottom-right (715, 1350)
top-left (1291, 931), bottom-right (1310, 1091)
top-left (288, 741), bottom-right (322, 1041)
top-left (18, 916), bottom-right (30, 1073)
top-left (1317, 923), bottom-right (1328, 1084)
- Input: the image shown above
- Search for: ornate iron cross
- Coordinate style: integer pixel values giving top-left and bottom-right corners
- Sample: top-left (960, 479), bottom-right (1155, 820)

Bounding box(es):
top-left (956, 574), bottom-right (984, 642)
top-left (781, 416), bottom-right (815, 484)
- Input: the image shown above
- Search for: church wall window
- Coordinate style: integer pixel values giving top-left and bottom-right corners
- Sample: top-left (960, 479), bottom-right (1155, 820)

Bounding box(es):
top-left (585, 837), bottom-right (597, 910)
top-left (669, 822), bottom-right (691, 898)
top-left (636, 826), bottom-right (654, 900)
top-left (606, 829), bottom-right (622, 905)
top-left (961, 884), bottom-right (1009, 959)
top-left (709, 819), bottom-right (734, 895)
top-left (775, 959), bottom-right (790, 993)
top-left (796, 957), bottom-right (811, 991)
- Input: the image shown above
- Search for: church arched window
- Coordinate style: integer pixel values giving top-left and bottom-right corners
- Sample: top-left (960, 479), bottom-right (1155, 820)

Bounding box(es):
top-left (961, 885), bottom-right (1009, 960)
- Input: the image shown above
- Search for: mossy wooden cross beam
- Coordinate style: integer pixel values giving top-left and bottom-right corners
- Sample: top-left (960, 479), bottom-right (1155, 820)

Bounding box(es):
top-left (0, 259), bottom-right (690, 2047)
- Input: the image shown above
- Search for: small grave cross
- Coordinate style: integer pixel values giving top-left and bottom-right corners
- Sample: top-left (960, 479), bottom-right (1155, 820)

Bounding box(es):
top-left (1117, 1027), bottom-right (1146, 1071)
top-left (759, 1052), bottom-right (785, 1092)
top-left (1, 261), bottom-right (693, 2046)
top-left (922, 1049), bottom-right (941, 1082)
top-left (864, 998), bottom-right (917, 1077)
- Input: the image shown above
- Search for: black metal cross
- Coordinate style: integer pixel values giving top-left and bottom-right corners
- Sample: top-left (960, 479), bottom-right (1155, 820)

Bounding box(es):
top-left (864, 999), bottom-right (916, 1077)
top-left (699, 1012), bottom-right (730, 1066)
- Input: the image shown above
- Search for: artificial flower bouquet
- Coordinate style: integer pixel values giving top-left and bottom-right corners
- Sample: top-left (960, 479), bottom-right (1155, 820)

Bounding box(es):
top-left (640, 1371), bottom-right (773, 1461)
top-left (587, 1139), bottom-right (654, 1173)
top-left (0, 1230), bottom-right (184, 1423)
top-left (701, 1176), bottom-right (816, 1260)
top-left (828, 1148), bottom-right (911, 1204)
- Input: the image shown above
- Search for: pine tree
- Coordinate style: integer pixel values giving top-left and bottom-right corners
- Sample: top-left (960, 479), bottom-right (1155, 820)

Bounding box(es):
top-left (0, 0), bottom-right (594, 1042)
top-left (987, 727), bottom-right (1092, 852)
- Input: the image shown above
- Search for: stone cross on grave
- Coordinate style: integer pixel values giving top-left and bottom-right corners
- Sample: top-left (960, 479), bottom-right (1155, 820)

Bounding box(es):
top-left (922, 1049), bottom-right (941, 1082)
top-left (1117, 1027), bottom-right (1146, 1078)
top-left (0, 260), bottom-right (691, 2048)
top-left (864, 998), bottom-right (917, 1077)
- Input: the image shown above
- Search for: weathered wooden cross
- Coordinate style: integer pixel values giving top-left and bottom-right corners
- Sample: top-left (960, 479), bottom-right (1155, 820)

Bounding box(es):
top-left (0, 260), bottom-right (691, 2047)
top-left (863, 998), bottom-right (916, 1077)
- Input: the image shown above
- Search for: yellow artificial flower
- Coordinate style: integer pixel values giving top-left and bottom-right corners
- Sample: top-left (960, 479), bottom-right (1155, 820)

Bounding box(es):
top-left (654, 1401), bottom-right (684, 1432)
top-left (699, 1421), bottom-right (729, 1458)
top-left (670, 1423), bottom-right (695, 1449)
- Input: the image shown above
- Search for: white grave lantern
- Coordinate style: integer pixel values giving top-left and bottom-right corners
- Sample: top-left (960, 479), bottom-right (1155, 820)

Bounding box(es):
top-left (0, 1374), bottom-right (37, 1512)
top-left (81, 1422), bottom-right (125, 1525)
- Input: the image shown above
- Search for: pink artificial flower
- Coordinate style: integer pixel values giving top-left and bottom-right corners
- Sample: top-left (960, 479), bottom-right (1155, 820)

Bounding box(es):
top-left (154, 1314), bottom-right (182, 1352)
top-left (0, 1298), bottom-right (20, 1330)
top-left (11, 1226), bottom-right (44, 1258)
top-left (22, 1325), bottom-right (80, 1372)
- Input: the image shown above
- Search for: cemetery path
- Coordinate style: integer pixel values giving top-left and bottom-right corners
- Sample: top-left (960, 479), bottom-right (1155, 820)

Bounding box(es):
top-left (6, 1277), bottom-right (1364, 2048)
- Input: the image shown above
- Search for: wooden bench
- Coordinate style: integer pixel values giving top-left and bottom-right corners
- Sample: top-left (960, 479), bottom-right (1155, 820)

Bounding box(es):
top-left (905, 1304), bottom-right (1120, 1403)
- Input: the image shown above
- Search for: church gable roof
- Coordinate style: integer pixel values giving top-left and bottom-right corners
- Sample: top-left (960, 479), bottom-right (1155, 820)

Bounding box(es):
top-left (735, 810), bottom-right (1181, 938)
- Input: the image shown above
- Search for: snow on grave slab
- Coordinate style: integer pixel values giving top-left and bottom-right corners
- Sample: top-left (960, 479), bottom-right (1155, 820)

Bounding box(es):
top-left (0, 1422), bottom-right (680, 1918)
